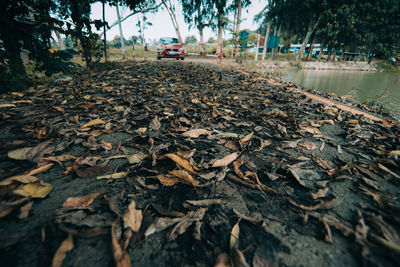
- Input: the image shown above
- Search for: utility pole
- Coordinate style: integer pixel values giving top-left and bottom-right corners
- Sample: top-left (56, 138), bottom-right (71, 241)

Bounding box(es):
top-left (102, 1), bottom-right (107, 62)
top-left (116, 3), bottom-right (126, 59)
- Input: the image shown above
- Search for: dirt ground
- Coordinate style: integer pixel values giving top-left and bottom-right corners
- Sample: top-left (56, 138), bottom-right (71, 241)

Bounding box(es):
top-left (0, 60), bottom-right (399, 267)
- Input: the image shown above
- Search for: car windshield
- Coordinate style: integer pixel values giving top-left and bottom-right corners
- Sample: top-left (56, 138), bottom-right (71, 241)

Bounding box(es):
top-left (160, 38), bottom-right (179, 44)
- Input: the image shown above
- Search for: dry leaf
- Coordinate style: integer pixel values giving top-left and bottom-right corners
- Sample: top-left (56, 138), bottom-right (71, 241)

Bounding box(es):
top-left (134, 127), bottom-right (147, 134)
top-left (26, 163), bottom-right (54, 176)
top-left (149, 116), bottom-right (161, 131)
top-left (182, 129), bottom-right (209, 138)
top-left (288, 194), bottom-right (339, 210)
top-left (0, 175), bottom-right (39, 186)
top-left (13, 180), bottom-right (52, 198)
top-left (0, 103), bottom-right (16, 108)
top-left (97, 172), bottom-right (128, 180)
top-left (122, 200), bottom-right (143, 232)
top-left (111, 220), bottom-right (131, 267)
top-left (388, 150), bottom-right (400, 158)
top-left (51, 234), bottom-right (74, 267)
top-left (212, 152), bottom-right (239, 168)
top-left (18, 201), bottom-right (33, 219)
top-left (165, 153), bottom-right (198, 174)
top-left (101, 141), bottom-right (112, 151)
top-left (214, 253), bottom-right (230, 267)
top-left (157, 174), bottom-right (182, 186)
top-left (62, 193), bottom-right (103, 208)
top-left (169, 170), bottom-right (196, 186)
top-left (311, 188), bottom-right (329, 199)
top-left (7, 147), bottom-right (31, 160)
top-left (144, 217), bottom-right (182, 236)
top-left (127, 153), bottom-right (147, 164)
top-left (81, 118), bottom-right (105, 128)
top-left (240, 132), bottom-right (254, 145)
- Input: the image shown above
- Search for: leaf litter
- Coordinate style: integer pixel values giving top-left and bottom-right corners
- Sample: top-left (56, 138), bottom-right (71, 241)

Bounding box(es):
top-left (0, 61), bottom-right (399, 266)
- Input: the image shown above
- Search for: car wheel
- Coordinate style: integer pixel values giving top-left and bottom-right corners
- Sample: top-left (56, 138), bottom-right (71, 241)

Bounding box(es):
top-left (181, 57), bottom-right (185, 60)
top-left (176, 58), bottom-right (179, 60)
top-left (157, 57), bottom-right (161, 60)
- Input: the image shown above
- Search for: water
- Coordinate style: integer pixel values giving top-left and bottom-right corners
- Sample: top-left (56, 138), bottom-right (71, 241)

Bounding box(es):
top-left (277, 69), bottom-right (400, 119)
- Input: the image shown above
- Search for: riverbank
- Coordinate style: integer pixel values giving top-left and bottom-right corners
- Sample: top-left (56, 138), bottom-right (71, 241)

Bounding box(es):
top-left (1, 61), bottom-right (399, 266)
top-left (260, 60), bottom-right (378, 71)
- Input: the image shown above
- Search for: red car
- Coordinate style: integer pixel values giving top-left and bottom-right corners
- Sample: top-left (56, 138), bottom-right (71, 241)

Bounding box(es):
top-left (157, 37), bottom-right (185, 60)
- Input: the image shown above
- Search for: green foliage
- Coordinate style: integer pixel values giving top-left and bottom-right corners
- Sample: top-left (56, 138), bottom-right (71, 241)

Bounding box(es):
top-left (185, 35), bottom-right (198, 44)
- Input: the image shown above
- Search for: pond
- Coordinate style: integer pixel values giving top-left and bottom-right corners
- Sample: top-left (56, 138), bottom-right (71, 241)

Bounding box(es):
top-left (275, 69), bottom-right (400, 119)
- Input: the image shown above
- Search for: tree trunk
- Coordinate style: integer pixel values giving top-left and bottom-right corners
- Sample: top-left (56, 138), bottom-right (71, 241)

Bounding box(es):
top-left (339, 49), bottom-right (344, 62)
top-left (317, 44), bottom-right (324, 61)
top-left (162, 0), bottom-right (183, 43)
top-left (217, 24), bottom-right (223, 54)
top-left (297, 17), bottom-right (320, 61)
top-left (306, 38), bottom-right (315, 61)
top-left (233, 0), bottom-right (242, 58)
top-left (54, 29), bottom-right (65, 50)
top-left (199, 26), bottom-right (205, 56)
top-left (102, 1), bottom-right (107, 62)
top-left (261, 20), bottom-right (271, 61)
top-left (3, 37), bottom-right (25, 75)
top-left (116, 4), bottom-right (126, 59)
top-left (255, 33), bottom-right (260, 61)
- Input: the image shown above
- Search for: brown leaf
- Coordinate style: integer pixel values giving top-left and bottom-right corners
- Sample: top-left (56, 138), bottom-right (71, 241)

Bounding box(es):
top-left (169, 170), bottom-right (196, 186)
top-left (97, 172), bottom-right (128, 180)
top-left (157, 174), bottom-right (182, 186)
top-left (240, 132), bottom-right (254, 145)
top-left (225, 140), bottom-right (240, 151)
top-left (62, 193), bottom-right (103, 208)
top-left (165, 153), bottom-right (198, 174)
top-left (100, 140), bottom-right (112, 151)
top-left (81, 118), bottom-right (105, 128)
top-left (25, 163), bottom-right (54, 176)
top-left (18, 201), bottom-right (33, 219)
top-left (122, 200), bottom-right (143, 232)
top-left (111, 220), bottom-right (131, 267)
top-left (134, 127), bottom-right (147, 134)
top-left (212, 152), bottom-right (239, 168)
top-left (7, 147), bottom-right (32, 160)
top-left (13, 180), bottom-right (52, 198)
top-left (73, 156), bottom-right (110, 179)
top-left (51, 234), bottom-right (74, 267)
top-left (26, 140), bottom-right (54, 163)
top-left (233, 161), bottom-right (252, 183)
top-left (182, 129), bottom-right (209, 138)
top-left (311, 188), bottom-right (329, 199)
top-left (214, 253), bottom-right (230, 267)
top-left (288, 194), bottom-right (339, 210)
top-left (149, 116), bottom-right (161, 131)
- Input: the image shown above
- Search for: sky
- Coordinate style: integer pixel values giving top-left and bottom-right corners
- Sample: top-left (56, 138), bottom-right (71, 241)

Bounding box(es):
top-left (91, 1), bottom-right (266, 44)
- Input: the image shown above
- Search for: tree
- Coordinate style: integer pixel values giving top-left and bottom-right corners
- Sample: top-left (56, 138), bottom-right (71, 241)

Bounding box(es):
top-left (136, 14), bottom-right (152, 45)
top-left (231, 0), bottom-right (251, 57)
top-left (181, 0), bottom-right (215, 45)
top-left (161, 0), bottom-right (183, 43)
top-left (185, 35), bottom-right (198, 43)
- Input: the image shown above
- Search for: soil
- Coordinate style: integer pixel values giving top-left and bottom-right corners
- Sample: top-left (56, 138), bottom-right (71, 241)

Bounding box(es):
top-left (0, 60), bottom-right (399, 267)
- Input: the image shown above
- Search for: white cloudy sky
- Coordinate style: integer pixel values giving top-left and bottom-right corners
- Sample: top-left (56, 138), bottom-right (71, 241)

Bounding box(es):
top-left (91, 1), bottom-right (266, 43)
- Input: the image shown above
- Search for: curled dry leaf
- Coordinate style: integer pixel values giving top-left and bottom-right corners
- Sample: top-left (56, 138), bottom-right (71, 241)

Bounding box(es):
top-left (212, 152), bottom-right (239, 168)
top-left (214, 253), bottom-right (230, 267)
top-left (62, 193), bottom-right (103, 208)
top-left (51, 234), bottom-right (74, 267)
top-left (122, 200), bottom-right (143, 232)
top-left (7, 147), bottom-right (32, 160)
top-left (134, 127), bottom-right (147, 134)
top-left (100, 141), bottom-right (112, 151)
top-left (81, 118), bottom-right (105, 128)
top-left (127, 153), bottom-right (147, 164)
top-left (111, 220), bottom-right (131, 267)
top-left (240, 132), bottom-right (254, 145)
top-left (26, 163), bottom-right (54, 176)
top-left (388, 150), bottom-right (400, 158)
top-left (18, 201), bottom-right (33, 219)
top-left (149, 116), bottom-right (161, 131)
top-left (165, 153), bottom-right (198, 174)
top-left (182, 129), bottom-right (209, 138)
top-left (288, 194), bottom-right (339, 211)
top-left (13, 180), bottom-right (52, 198)
top-left (97, 172), bottom-right (128, 180)
top-left (157, 174), bottom-right (182, 186)
top-left (144, 217), bottom-right (182, 237)
top-left (230, 220), bottom-right (240, 251)
top-left (169, 170), bottom-right (196, 186)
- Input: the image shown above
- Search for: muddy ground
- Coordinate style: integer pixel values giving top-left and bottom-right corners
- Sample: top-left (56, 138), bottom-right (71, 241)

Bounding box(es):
top-left (0, 61), bottom-right (399, 267)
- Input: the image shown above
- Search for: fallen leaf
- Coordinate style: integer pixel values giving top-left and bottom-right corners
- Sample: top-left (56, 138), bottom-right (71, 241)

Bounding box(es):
top-left (26, 163), bottom-right (54, 176)
top-left (51, 234), bottom-right (74, 267)
top-left (311, 188), bottom-right (329, 199)
top-left (122, 200), bottom-right (142, 232)
top-left (127, 153), bottom-right (147, 164)
top-left (0, 175), bottom-right (39, 186)
top-left (101, 141), bottom-right (112, 151)
top-left (151, 203), bottom-right (185, 217)
top-left (214, 253), bottom-right (230, 267)
top-left (149, 116), bottom-right (161, 131)
top-left (288, 194), bottom-right (339, 210)
top-left (169, 208), bottom-right (207, 240)
top-left (182, 129), bottom-right (209, 138)
top-left (377, 163), bottom-right (400, 179)
top-left (388, 150), bottom-right (400, 158)
top-left (134, 127), bottom-right (147, 134)
top-left (26, 140), bottom-right (54, 162)
top-left (169, 170), bottom-right (196, 186)
top-left (111, 220), bottom-right (131, 267)
top-left (157, 174), bottom-right (182, 186)
top-left (320, 141), bottom-right (325, 152)
top-left (165, 153), bottom-right (198, 174)
top-left (0, 103), bottom-right (16, 108)
top-left (7, 147), bottom-right (32, 160)
top-left (18, 201), bottom-right (33, 219)
top-left (144, 217), bottom-right (182, 236)
top-left (212, 152), bottom-right (239, 168)
top-left (185, 199), bottom-right (222, 207)
top-left (382, 119), bottom-right (395, 127)
top-left (81, 118), bottom-right (105, 128)
top-left (97, 172), bottom-right (128, 180)
top-left (62, 193), bottom-right (103, 208)
top-left (13, 180), bottom-right (52, 198)
top-left (230, 220), bottom-right (240, 250)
